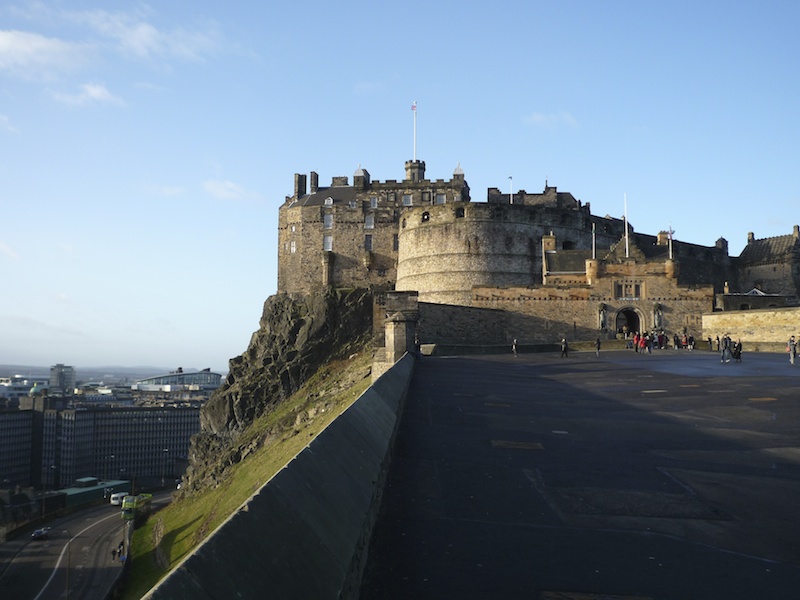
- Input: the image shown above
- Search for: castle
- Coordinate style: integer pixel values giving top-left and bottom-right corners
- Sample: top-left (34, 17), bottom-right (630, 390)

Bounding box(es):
top-left (278, 159), bottom-right (800, 348)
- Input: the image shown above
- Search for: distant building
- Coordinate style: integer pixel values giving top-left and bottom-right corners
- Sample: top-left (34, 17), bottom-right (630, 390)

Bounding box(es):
top-left (49, 364), bottom-right (76, 395)
top-left (0, 409), bottom-right (34, 487)
top-left (41, 405), bottom-right (200, 489)
top-left (0, 398), bottom-right (200, 488)
top-left (0, 375), bottom-right (49, 408)
top-left (133, 368), bottom-right (223, 393)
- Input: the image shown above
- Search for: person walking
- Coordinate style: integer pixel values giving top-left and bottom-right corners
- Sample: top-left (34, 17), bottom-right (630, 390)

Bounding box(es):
top-left (512, 338), bottom-right (518, 357)
top-left (720, 334), bottom-right (732, 363)
top-left (789, 336), bottom-right (797, 365)
top-left (560, 338), bottom-right (569, 358)
top-left (595, 337), bottom-right (601, 358)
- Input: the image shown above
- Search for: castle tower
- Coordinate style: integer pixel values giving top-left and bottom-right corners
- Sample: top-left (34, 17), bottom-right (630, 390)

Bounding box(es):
top-left (405, 160), bottom-right (426, 182)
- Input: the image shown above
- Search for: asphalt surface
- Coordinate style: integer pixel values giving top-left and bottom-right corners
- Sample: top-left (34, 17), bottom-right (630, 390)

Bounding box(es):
top-left (360, 349), bottom-right (800, 600)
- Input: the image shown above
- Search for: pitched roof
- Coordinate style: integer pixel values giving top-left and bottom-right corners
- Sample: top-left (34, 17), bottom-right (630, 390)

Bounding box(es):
top-left (738, 234), bottom-right (799, 265)
top-left (545, 249), bottom-right (592, 273)
top-left (294, 186), bottom-right (358, 207)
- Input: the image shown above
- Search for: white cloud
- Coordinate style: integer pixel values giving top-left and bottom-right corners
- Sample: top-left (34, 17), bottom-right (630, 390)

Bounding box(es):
top-left (203, 179), bottom-right (252, 200)
top-left (1, 6), bottom-right (221, 83)
top-left (50, 82), bottom-right (124, 106)
top-left (523, 110), bottom-right (579, 129)
top-left (72, 8), bottom-right (220, 62)
top-left (0, 29), bottom-right (87, 79)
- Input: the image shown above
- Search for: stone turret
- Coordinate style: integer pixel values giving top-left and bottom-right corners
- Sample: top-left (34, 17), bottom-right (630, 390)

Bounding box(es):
top-left (405, 160), bottom-right (426, 182)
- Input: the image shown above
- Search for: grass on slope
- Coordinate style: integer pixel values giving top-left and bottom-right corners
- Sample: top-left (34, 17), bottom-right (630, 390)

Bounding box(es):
top-left (121, 351), bottom-right (373, 599)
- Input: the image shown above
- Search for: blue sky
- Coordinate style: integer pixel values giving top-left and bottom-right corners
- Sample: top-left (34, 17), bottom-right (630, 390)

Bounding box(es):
top-left (1, 1), bottom-right (798, 370)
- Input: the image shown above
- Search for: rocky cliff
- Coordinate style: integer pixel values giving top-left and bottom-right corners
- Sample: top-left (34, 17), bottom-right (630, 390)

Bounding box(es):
top-left (182, 288), bottom-right (374, 493)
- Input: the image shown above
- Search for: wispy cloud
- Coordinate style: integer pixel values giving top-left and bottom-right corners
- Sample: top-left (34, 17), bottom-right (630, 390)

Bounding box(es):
top-left (0, 114), bottom-right (17, 132)
top-left (50, 82), bottom-right (124, 106)
top-left (1, 5), bottom-right (221, 83)
top-left (523, 110), bottom-right (579, 129)
top-left (0, 240), bottom-right (20, 260)
top-left (0, 29), bottom-right (87, 80)
top-left (74, 8), bottom-right (220, 61)
top-left (203, 179), bottom-right (254, 201)
top-left (354, 80), bottom-right (381, 95)
top-left (145, 183), bottom-right (185, 197)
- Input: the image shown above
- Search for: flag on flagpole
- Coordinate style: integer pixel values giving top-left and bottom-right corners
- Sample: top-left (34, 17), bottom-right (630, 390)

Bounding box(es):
top-left (411, 101), bottom-right (417, 111)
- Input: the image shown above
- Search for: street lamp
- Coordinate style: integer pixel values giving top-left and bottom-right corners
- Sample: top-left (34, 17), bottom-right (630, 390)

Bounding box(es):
top-left (62, 528), bottom-right (72, 600)
top-left (161, 448), bottom-right (169, 487)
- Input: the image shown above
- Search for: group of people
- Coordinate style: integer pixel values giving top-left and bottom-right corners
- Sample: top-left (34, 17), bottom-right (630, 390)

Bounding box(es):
top-left (628, 331), bottom-right (689, 353)
top-left (506, 333), bottom-right (798, 363)
top-left (718, 334), bottom-right (743, 363)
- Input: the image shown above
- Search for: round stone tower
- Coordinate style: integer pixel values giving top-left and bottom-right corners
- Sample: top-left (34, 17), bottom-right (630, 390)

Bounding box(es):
top-left (396, 203), bottom-right (540, 304)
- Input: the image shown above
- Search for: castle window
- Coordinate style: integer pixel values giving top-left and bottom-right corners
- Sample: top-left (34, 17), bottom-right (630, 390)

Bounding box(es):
top-left (393, 234), bottom-right (399, 251)
top-left (323, 214), bottom-right (333, 229)
top-left (389, 192), bottom-right (396, 203)
top-left (421, 211), bottom-right (430, 223)
top-left (349, 200), bottom-right (357, 209)
top-left (370, 197), bottom-right (378, 208)
top-left (323, 235), bottom-right (333, 251)
top-left (614, 281), bottom-right (642, 299)
top-left (324, 197), bottom-right (333, 206)
top-left (365, 234), bottom-right (373, 251)
top-left (290, 240), bottom-right (296, 253)
top-left (291, 225), bottom-right (296, 232)
top-left (403, 194), bottom-right (413, 206)
top-left (422, 192), bottom-right (430, 204)
top-left (435, 193), bottom-right (446, 205)
top-left (455, 207), bottom-right (465, 218)
top-left (365, 214), bottom-right (375, 229)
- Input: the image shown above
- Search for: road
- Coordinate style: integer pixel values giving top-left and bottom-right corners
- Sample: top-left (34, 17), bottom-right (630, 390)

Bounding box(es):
top-left (361, 349), bottom-right (800, 599)
top-left (0, 493), bottom-right (170, 599)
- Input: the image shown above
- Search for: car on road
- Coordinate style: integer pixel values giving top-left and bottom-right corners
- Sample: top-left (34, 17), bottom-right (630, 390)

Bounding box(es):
top-left (31, 527), bottom-right (51, 540)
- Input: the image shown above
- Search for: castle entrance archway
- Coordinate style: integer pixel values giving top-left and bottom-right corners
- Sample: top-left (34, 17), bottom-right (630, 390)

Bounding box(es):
top-left (615, 308), bottom-right (642, 336)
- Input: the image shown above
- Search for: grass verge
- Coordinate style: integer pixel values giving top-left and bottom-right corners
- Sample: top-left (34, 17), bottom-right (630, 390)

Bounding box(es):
top-left (121, 351), bottom-right (373, 599)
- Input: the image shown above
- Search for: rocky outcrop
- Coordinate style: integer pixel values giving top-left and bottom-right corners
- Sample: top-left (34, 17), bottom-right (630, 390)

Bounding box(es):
top-left (181, 288), bottom-right (374, 494)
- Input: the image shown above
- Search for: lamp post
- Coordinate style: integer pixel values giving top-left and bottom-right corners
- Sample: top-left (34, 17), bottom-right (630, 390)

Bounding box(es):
top-left (161, 448), bottom-right (169, 487)
top-left (105, 454), bottom-right (115, 481)
top-left (62, 528), bottom-right (72, 600)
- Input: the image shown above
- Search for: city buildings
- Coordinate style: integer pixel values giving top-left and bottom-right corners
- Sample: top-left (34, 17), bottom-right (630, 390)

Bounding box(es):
top-left (0, 366), bottom-right (218, 490)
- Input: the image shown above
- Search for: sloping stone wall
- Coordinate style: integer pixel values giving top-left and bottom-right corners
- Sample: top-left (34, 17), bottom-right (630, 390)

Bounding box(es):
top-left (144, 353), bottom-right (415, 600)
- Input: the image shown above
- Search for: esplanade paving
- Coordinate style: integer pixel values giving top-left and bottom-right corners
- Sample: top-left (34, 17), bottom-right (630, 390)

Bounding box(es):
top-left (360, 349), bottom-right (800, 600)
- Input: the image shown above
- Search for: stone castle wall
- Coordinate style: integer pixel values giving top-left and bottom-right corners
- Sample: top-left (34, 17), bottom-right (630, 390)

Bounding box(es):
top-left (277, 167), bottom-right (468, 295)
top-left (396, 202), bottom-right (624, 304)
top-left (703, 307), bottom-right (800, 344)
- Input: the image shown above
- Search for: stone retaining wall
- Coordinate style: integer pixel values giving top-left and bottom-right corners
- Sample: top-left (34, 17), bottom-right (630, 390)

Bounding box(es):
top-left (143, 353), bottom-right (415, 600)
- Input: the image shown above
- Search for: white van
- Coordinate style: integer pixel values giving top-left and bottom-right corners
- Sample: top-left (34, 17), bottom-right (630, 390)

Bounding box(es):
top-left (110, 492), bottom-right (130, 506)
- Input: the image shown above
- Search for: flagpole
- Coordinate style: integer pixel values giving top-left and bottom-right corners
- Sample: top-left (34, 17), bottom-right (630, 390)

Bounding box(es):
top-left (668, 223), bottom-right (674, 260)
top-left (592, 222), bottom-right (596, 260)
top-left (412, 101), bottom-right (417, 161)
top-left (624, 193), bottom-right (630, 258)
top-left (508, 176), bottom-right (513, 204)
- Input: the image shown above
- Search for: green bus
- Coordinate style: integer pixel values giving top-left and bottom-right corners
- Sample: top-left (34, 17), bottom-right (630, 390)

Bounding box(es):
top-left (121, 493), bottom-right (152, 525)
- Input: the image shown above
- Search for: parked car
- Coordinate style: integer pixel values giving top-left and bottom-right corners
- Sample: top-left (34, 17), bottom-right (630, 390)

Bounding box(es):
top-left (31, 527), bottom-right (50, 540)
